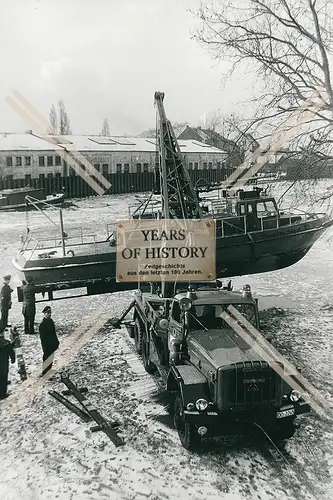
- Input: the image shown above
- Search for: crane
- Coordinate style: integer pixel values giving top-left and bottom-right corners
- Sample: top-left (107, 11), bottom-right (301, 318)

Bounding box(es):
top-left (154, 91), bottom-right (202, 220)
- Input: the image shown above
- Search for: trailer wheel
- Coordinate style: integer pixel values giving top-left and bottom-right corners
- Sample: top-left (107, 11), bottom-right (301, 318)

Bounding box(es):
top-left (134, 318), bottom-right (143, 354)
top-left (142, 330), bottom-right (156, 374)
top-left (174, 394), bottom-right (200, 451)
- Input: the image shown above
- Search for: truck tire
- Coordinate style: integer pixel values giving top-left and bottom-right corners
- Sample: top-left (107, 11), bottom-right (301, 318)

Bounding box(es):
top-left (142, 330), bottom-right (156, 374)
top-left (174, 394), bottom-right (200, 451)
top-left (134, 318), bottom-right (143, 354)
top-left (272, 419), bottom-right (296, 442)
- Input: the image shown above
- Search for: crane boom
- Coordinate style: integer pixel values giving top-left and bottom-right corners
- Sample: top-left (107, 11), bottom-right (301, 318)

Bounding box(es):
top-left (154, 91), bottom-right (202, 219)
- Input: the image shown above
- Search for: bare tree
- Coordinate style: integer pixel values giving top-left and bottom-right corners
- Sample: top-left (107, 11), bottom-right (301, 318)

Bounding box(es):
top-left (194, 0), bottom-right (333, 166)
top-left (101, 118), bottom-right (110, 136)
top-left (138, 122), bottom-right (189, 138)
top-left (59, 100), bottom-right (72, 135)
top-left (48, 104), bottom-right (58, 134)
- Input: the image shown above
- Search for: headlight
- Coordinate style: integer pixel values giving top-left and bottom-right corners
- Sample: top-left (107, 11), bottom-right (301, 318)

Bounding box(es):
top-left (289, 390), bottom-right (301, 402)
top-left (195, 398), bottom-right (208, 411)
top-left (186, 402), bottom-right (195, 411)
top-left (179, 298), bottom-right (192, 312)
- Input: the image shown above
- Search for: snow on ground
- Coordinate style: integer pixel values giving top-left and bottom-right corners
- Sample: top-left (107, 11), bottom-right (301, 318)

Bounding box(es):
top-left (0, 182), bottom-right (333, 500)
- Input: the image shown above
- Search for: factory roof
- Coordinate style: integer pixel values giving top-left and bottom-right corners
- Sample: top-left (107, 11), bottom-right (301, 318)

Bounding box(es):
top-left (0, 133), bottom-right (227, 154)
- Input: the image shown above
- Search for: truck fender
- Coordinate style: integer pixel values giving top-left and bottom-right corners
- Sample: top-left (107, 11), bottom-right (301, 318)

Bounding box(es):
top-left (167, 365), bottom-right (210, 407)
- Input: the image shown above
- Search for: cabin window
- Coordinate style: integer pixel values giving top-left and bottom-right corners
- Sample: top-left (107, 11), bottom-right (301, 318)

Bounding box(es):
top-left (188, 162), bottom-right (193, 170)
top-left (55, 156), bottom-right (61, 166)
top-left (247, 204), bottom-right (254, 214)
top-left (136, 163), bottom-right (142, 173)
top-left (124, 163), bottom-right (130, 173)
top-left (16, 156), bottom-right (22, 166)
top-left (171, 301), bottom-right (181, 323)
top-left (239, 204), bottom-right (246, 216)
top-left (6, 157), bottom-right (12, 166)
top-left (47, 156), bottom-right (53, 166)
top-left (102, 164), bottom-right (109, 176)
top-left (25, 156), bottom-right (31, 166)
top-left (233, 304), bottom-right (257, 327)
top-left (143, 163), bottom-right (149, 172)
top-left (39, 156), bottom-right (45, 166)
top-left (116, 164), bottom-right (122, 173)
top-left (256, 200), bottom-right (277, 216)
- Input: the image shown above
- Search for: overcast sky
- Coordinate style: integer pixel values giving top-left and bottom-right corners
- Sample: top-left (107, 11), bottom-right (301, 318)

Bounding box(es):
top-left (0, 0), bottom-right (255, 136)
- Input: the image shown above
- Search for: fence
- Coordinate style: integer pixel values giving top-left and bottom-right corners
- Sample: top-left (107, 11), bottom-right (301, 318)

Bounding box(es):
top-left (0, 169), bottom-right (225, 199)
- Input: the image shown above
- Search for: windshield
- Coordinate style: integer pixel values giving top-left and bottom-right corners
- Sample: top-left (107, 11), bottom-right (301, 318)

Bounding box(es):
top-left (188, 303), bottom-right (257, 330)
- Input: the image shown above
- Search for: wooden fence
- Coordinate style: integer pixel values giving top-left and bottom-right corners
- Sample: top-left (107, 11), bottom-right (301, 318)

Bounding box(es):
top-left (0, 169), bottom-right (225, 198)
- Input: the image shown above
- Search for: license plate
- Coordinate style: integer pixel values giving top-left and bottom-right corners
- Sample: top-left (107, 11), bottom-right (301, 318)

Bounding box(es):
top-left (276, 408), bottom-right (295, 419)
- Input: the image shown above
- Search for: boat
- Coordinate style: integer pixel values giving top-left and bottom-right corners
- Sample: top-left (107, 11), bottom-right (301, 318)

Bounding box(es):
top-left (0, 186), bottom-right (65, 212)
top-left (11, 187), bottom-right (332, 298)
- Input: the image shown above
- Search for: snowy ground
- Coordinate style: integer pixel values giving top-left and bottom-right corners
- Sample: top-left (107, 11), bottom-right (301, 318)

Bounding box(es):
top-left (0, 181), bottom-right (333, 500)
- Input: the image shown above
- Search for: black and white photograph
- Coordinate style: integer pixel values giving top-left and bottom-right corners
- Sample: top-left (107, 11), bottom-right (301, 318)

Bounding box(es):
top-left (0, 1), bottom-right (333, 499)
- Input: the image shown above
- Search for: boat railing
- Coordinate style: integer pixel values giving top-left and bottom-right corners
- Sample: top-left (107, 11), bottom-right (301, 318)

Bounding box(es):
top-left (20, 230), bottom-right (102, 258)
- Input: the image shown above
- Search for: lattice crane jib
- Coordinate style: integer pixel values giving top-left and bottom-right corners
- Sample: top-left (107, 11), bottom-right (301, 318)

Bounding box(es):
top-left (154, 91), bottom-right (202, 220)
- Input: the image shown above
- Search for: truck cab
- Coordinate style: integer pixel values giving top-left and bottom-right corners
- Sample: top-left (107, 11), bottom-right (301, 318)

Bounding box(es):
top-left (132, 284), bottom-right (310, 450)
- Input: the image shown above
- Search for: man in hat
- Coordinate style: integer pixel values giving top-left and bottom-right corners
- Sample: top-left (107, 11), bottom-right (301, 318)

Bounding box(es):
top-left (0, 329), bottom-right (16, 400)
top-left (1, 275), bottom-right (13, 329)
top-left (39, 306), bottom-right (59, 376)
top-left (22, 276), bottom-right (36, 334)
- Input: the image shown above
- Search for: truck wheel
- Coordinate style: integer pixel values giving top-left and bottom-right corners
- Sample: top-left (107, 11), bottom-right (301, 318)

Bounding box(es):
top-left (134, 319), bottom-right (143, 354)
top-left (272, 419), bottom-right (296, 442)
top-left (174, 394), bottom-right (199, 451)
top-left (142, 330), bottom-right (156, 374)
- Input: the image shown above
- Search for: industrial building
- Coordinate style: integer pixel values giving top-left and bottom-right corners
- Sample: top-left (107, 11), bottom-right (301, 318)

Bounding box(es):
top-left (0, 132), bottom-right (228, 182)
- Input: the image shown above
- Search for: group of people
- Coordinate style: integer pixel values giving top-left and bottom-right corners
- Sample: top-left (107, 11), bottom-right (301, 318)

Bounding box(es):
top-left (0, 274), bottom-right (60, 400)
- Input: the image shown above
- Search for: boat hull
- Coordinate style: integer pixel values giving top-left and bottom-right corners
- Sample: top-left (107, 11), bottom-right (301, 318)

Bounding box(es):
top-left (12, 215), bottom-right (332, 293)
top-left (0, 193), bottom-right (65, 212)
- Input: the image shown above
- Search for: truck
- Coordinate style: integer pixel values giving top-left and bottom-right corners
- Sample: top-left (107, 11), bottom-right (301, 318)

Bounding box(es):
top-left (127, 282), bottom-right (310, 450)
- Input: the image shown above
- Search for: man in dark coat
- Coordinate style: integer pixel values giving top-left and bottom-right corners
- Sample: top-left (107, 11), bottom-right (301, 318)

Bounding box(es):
top-left (0, 275), bottom-right (13, 329)
top-left (0, 328), bottom-right (16, 400)
top-left (22, 276), bottom-right (36, 334)
top-left (39, 306), bottom-right (59, 376)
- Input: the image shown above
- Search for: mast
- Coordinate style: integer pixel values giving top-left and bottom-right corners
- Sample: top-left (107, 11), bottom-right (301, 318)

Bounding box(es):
top-left (154, 91), bottom-right (202, 220)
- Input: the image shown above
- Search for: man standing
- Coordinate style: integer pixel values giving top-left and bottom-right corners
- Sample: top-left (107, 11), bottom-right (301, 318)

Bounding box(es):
top-left (1, 275), bottom-right (13, 329)
top-left (39, 306), bottom-right (59, 376)
top-left (22, 276), bottom-right (36, 334)
top-left (0, 329), bottom-right (16, 400)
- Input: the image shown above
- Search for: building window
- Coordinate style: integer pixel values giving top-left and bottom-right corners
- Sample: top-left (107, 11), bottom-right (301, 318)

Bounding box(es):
top-left (6, 175), bottom-right (13, 181)
top-left (188, 162), bottom-right (193, 170)
top-left (217, 162), bottom-right (221, 169)
top-left (39, 174), bottom-right (45, 179)
top-left (25, 174), bottom-right (32, 183)
top-left (16, 156), bottom-right (22, 166)
top-left (194, 162), bottom-right (198, 170)
top-left (69, 167), bottom-right (76, 176)
top-left (55, 173), bottom-right (61, 178)
top-left (203, 162), bottom-right (208, 170)
top-left (6, 157), bottom-right (12, 166)
top-left (124, 163), bottom-right (129, 173)
top-left (39, 156), bottom-right (45, 166)
top-left (208, 162), bottom-right (213, 170)
top-left (143, 163), bottom-right (149, 172)
top-left (102, 164), bottom-right (108, 176)
top-left (116, 164), bottom-right (122, 173)
top-left (25, 156), bottom-right (31, 166)
top-left (94, 164), bottom-right (100, 172)
top-left (55, 156), bottom-right (61, 166)
top-left (47, 173), bottom-right (53, 178)
top-left (136, 163), bottom-right (142, 173)
top-left (47, 156), bottom-right (53, 166)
